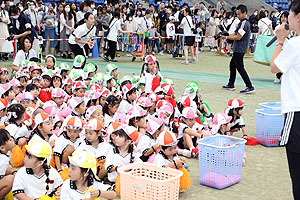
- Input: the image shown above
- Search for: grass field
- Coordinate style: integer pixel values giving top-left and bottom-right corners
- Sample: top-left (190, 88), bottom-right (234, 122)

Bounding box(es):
top-left (4, 49), bottom-right (292, 200)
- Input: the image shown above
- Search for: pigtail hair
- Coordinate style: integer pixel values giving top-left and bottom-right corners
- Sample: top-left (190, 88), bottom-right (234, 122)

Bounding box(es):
top-left (129, 143), bottom-right (134, 163)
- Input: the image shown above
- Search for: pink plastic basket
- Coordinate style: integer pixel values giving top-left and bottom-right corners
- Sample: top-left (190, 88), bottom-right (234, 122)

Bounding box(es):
top-left (118, 163), bottom-right (183, 200)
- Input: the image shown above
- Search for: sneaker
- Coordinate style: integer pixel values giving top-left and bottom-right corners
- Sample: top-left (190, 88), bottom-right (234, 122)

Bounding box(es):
top-left (158, 51), bottom-right (164, 55)
top-left (222, 85), bottom-right (235, 91)
top-left (189, 58), bottom-right (196, 63)
top-left (274, 77), bottom-right (281, 84)
top-left (240, 87), bottom-right (255, 94)
top-left (110, 59), bottom-right (118, 62)
top-left (227, 52), bottom-right (232, 57)
top-left (210, 48), bottom-right (215, 52)
top-left (103, 56), bottom-right (109, 62)
top-left (152, 52), bottom-right (155, 55)
top-left (191, 147), bottom-right (199, 158)
top-left (131, 57), bottom-right (136, 62)
top-left (182, 60), bottom-right (189, 65)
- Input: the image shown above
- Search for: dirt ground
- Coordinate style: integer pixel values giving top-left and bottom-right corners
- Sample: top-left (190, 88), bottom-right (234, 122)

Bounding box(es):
top-left (4, 49), bottom-right (292, 200)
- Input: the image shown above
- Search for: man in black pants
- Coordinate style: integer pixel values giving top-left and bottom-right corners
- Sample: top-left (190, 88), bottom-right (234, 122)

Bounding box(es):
top-left (221, 5), bottom-right (255, 94)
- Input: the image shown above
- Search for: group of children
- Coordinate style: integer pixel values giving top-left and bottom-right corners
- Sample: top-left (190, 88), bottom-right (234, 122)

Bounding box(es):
top-left (0, 54), bottom-right (248, 199)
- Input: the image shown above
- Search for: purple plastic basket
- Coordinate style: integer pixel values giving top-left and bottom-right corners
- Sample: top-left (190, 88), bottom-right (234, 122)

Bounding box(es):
top-left (197, 135), bottom-right (246, 189)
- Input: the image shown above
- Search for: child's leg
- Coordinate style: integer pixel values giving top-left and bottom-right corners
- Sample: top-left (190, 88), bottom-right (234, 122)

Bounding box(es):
top-left (148, 45), bottom-right (153, 54)
top-left (183, 134), bottom-right (196, 150)
top-left (200, 104), bottom-right (210, 115)
top-left (61, 145), bottom-right (75, 164)
top-left (0, 175), bottom-right (14, 199)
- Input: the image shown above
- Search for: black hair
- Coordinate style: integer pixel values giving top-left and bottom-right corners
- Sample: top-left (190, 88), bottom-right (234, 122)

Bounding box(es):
top-left (115, 129), bottom-right (135, 163)
top-left (29, 57), bottom-right (41, 63)
top-left (0, 129), bottom-right (10, 146)
top-left (25, 83), bottom-right (39, 92)
top-left (259, 10), bottom-right (266, 19)
top-left (237, 4), bottom-right (247, 14)
top-left (185, 7), bottom-right (191, 15)
top-left (140, 61), bottom-right (160, 77)
top-left (7, 104), bottom-right (25, 123)
top-left (54, 121), bottom-right (62, 130)
top-left (80, 167), bottom-right (95, 185)
top-left (280, 11), bottom-right (289, 24)
top-left (211, 9), bottom-right (218, 17)
top-left (120, 80), bottom-right (132, 89)
top-left (161, 146), bottom-right (169, 151)
top-left (77, 12), bottom-right (93, 26)
top-left (86, 99), bottom-right (98, 108)
top-left (9, 5), bottom-right (19, 15)
top-left (108, 11), bottom-right (121, 25)
top-left (46, 55), bottom-right (56, 64)
top-left (42, 74), bottom-right (51, 82)
top-left (3, 87), bottom-right (13, 98)
top-left (102, 95), bottom-right (120, 116)
top-left (126, 88), bottom-right (137, 98)
top-left (75, 101), bottom-right (84, 109)
top-left (51, 76), bottom-right (63, 88)
top-left (128, 116), bottom-right (143, 127)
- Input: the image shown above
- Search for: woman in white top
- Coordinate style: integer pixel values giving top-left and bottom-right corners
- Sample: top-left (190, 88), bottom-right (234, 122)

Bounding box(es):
top-left (205, 9), bottom-right (219, 51)
top-left (12, 36), bottom-right (37, 72)
top-left (103, 11), bottom-right (123, 62)
top-left (258, 11), bottom-right (274, 35)
top-left (24, 1), bottom-right (40, 37)
top-left (180, 7), bottom-right (196, 65)
top-left (0, 2), bottom-right (11, 61)
top-left (76, 2), bottom-right (88, 23)
top-left (69, 12), bottom-right (96, 57)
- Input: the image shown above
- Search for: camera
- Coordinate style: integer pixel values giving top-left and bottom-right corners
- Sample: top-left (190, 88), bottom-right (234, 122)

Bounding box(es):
top-left (214, 25), bottom-right (229, 40)
top-left (7, 35), bottom-right (14, 41)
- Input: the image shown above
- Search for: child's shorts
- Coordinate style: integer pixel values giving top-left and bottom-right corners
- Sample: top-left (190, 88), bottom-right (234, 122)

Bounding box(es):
top-left (177, 136), bottom-right (197, 149)
top-left (148, 39), bottom-right (155, 46)
top-left (167, 38), bottom-right (174, 44)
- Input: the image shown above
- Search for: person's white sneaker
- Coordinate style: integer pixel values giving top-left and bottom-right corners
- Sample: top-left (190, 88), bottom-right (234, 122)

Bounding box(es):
top-left (274, 77), bottom-right (281, 84)
top-left (158, 51), bottom-right (164, 55)
top-left (182, 60), bottom-right (189, 65)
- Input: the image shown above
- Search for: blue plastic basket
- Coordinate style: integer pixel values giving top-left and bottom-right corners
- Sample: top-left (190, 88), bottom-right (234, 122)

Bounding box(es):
top-left (256, 108), bottom-right (284, 147)
top-left (259, 102), bottom-right (281, 110)
top-left (197, 136), bottom-right (246, 189)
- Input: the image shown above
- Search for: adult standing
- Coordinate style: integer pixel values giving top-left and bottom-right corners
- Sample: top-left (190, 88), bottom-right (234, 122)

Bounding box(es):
top-left (0, 0), bottom-right (11, 61)
top-left (103, 11), bottom-right (123, 62)
top-left (9, 5), bottom-right (38, 53)
top-left (258, 11), bottom-right (274, 35)
top-left (221, 4), bottom-right (255, 94)
top-left (59, 4), bottom-right (74, 58)
top-left (270, 1), bottom-right (300, 199)
top-left (205, 9), bottom-right (218, 52)
top-left (12, 36), bottom-right (37, 72)
top-left (180, 7), bottom-right (195, 65)
top-left (249, 9), bottom-right (259, 53)
top-left (76, 2), bottom-right (88, 23)
top-left (69, 12), bottom-right (96, 57)
top-left (216, 0), bottom-right (227, 13)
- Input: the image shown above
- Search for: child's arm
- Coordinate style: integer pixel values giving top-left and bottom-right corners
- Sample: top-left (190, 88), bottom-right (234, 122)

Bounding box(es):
top-left (14, 193), bottom-right (34, 200)
top-left (185, 128), bottom-right (203, 138)
top-left (90, 190), bottom-right (117, 199)
top-left (54, 155), bottom-right (62, 171)
top-left (166, 159), bottom-right (184, 169)
top-left (143, 144), bottom-right (159, 157)
top-left (241, 127), bottom-right (248, 138)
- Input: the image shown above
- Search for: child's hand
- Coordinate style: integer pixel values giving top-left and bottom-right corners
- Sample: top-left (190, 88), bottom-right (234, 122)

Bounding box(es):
top-left (175, 159), bottom-right (184, 169)
top-left (180, 157), bottom-right (186, 163)
top-left (90, 190), bottom-right (101, 198)
top-left (50, 140), bottom-right (55, 148)
top-left (55, 191), bottom-right (61, 200)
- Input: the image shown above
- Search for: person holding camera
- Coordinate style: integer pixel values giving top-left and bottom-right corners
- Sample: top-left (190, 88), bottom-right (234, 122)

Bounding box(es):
top-left (270, 1), bottom-right (300, 198)
top-left (180, 7), bottom-right (196, 65)
top-left (24, 1), bottom-right (40, 37)
top-left (221, 4), bottom-right (255, 94)
top-left (8, 5), bottom-right (37, 47)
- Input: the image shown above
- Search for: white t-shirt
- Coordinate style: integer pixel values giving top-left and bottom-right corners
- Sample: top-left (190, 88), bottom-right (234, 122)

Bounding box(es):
top-left (153, 151), bottom-right (179, 168)
top-left (5, 123), bottom-right (30, 142)
top-left (75, 138), bottom-right (111, 161)
top-left (231, 116), bottom-right (246, 128)
top-left (116, 99), bottom-right (133, 115)
top-left (13, 49), bottom-right (37, 68)
top-left (274, 36), bottom-right (300, 114)
top-left (53, 132), bottom-right (82, 157)
top-left (105, 147), bottom-right (136, 182)
top-left (140, 71), bottom-right (163, 94)
top-left (29, 132), bottom-right (58, 145)
top-left (76, 11), bottom-right (85, 22)
top-left (107, 18), bottom-right (121, 42)
top-left (0, 154), bottom-right (9, 177)
top-left (135, 133), bottom-right (157, 162)
top-left (178, 121), bottom-right (203, 139)
top-left (258, 18), bottom-right (272, 35)
top-left (60, 179), bottom-right (111, 200)
top-left (12, 166), bottom-right (63, 199)
top-left (68, 23), bottom-right (96, 47)
top-left (180, 16), bottom-right (194, 36)
top-left (166, 23), bottom-right (175, 37)
top-left (228, 17), bottom-right (240, 34)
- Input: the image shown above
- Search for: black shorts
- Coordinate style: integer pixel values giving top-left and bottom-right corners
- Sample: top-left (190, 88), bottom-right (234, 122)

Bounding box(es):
top-left (184, 36), bottom-right (195, 46)
top-left (177, 136), bottom-right (197, 149)
top-left (281, 112), bottom-right (300, 153)
top-left (227, 39), bottom-right (234, 44)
